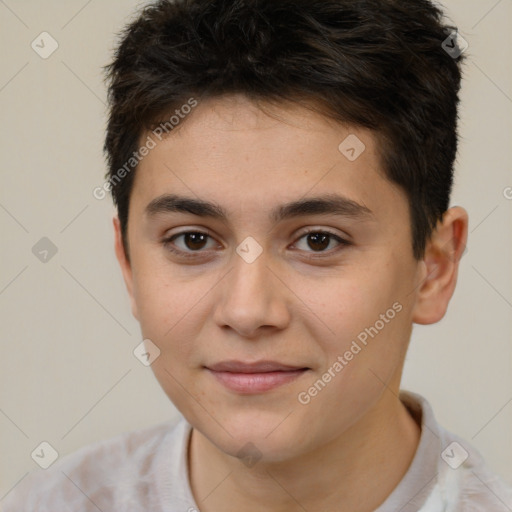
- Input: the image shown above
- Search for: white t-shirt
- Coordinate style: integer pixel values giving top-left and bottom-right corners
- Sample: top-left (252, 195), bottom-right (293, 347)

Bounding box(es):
top-left (2, 391), bottom-right (511, 511)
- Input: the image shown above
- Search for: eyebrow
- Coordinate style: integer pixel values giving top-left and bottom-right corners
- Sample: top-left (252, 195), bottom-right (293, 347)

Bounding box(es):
top-left (145, 193), bottom-right (374, 223)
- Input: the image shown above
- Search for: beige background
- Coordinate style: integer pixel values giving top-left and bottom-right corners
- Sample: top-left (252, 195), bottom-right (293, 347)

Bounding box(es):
top-left (1, 0), bottom-right (511, 499)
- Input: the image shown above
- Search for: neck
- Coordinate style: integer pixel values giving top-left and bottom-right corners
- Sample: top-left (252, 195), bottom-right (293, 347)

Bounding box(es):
top-left (188, 391), bottom-right (421, 512)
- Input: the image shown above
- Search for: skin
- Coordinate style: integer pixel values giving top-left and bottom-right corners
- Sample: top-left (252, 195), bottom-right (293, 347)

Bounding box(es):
top-left (114, 94), bottom-right (468, 512)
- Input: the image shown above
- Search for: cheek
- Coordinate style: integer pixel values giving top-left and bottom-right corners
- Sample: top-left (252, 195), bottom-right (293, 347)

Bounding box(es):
top-left (305, 274), bottom-right (391, 346)
top-left (303, 266), bottom-right (408, 378)
top-left (130, 261), bottom-right (198, 354)
top-left (133, 270), bottom-right (206, 411)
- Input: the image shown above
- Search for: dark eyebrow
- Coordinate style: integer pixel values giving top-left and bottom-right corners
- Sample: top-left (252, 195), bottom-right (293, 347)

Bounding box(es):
top-left (271, 194), bottom-right (374, 222)
top-left (145, 193), bottom-right (374, 222)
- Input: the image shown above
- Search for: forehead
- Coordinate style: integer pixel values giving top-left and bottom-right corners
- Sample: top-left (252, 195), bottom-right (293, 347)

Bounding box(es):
top-left (130, 95), bottom-right (407, 226)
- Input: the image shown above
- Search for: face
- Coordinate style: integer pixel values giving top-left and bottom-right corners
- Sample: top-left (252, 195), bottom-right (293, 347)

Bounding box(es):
top-left (116, 95), bottom-right (426, 462)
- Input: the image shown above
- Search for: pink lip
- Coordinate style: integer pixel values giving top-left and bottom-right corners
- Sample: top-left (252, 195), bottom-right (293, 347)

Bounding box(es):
top-left (206, 360), bottom-right (309, 394)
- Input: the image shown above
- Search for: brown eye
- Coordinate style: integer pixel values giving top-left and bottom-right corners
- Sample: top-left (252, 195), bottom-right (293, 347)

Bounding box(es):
top-left (305, 232), bottom-right (330, 252)
top-left (180, 232), bottom-right (209, 251)
top-left (162, 231), bottom-right (217, 258)
top-left (293, 230), bottom-right (350, 256)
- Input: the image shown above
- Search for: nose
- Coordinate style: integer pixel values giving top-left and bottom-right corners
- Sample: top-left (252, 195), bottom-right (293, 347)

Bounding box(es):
top-left (212, 246), bottom-right (291, 339)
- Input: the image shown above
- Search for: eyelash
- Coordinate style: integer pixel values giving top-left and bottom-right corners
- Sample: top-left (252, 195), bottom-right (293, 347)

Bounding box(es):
top-left (161, 228), bottom-right (351, 260)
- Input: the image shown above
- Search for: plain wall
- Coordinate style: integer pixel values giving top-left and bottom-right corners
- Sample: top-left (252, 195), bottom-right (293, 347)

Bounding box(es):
top-left (1, 0), bottom-right (511, 498)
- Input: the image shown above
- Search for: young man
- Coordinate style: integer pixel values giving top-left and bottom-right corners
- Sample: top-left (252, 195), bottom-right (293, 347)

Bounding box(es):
top-left (3, 0), bottom-right (511, 510)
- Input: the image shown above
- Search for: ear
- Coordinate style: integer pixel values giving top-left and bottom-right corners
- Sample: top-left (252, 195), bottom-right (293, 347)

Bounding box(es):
top-left (412, 206), bottom-right (468, 325)
top-left (113, 216), bottom-right (139, 321)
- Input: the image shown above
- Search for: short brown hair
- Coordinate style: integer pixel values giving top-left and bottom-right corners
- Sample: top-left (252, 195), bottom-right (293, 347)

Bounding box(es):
top-left (103, 0), bottom-right (465, 259)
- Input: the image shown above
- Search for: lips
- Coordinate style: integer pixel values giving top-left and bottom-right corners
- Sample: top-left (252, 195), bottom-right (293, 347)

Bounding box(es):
top-left (207, 360), bottom-right (308, 373)
top-left (205, 360), bottom-right (310, 393)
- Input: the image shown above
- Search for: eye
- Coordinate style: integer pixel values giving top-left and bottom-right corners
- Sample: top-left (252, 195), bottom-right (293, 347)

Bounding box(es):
top-left (292, 229), bottom-right (350, 257)
top-left (162, 228), bottom-right (351, 260)
top-left (162, 231), bottom-right (218, 258)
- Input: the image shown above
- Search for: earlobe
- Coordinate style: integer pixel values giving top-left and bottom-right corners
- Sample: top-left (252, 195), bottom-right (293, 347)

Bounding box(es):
top-left (411, 206), bottom-right (468, 325)
top-left (113, 216), bottom-right (139, 321)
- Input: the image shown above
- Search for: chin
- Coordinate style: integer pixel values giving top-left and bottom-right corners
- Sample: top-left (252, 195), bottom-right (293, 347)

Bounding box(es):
top-left (195, 409), bottom-right (314, 464)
